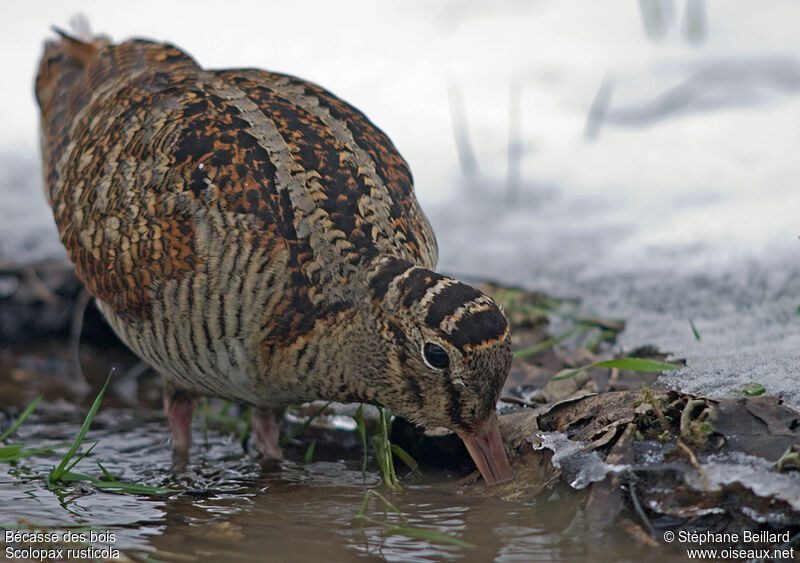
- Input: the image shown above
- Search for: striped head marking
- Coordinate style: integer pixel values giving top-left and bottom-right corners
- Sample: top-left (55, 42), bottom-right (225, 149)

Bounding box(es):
top-left (367, 258), bottom-right (512, 434)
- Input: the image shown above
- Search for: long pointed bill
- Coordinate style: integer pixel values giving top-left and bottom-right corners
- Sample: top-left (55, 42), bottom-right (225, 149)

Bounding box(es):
top-left (457, 415), bottom-right (514, 485)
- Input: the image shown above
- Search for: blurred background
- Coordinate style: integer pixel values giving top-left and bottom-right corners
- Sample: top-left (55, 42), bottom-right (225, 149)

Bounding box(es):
top-left (2, 0), bottom-right (799, 404)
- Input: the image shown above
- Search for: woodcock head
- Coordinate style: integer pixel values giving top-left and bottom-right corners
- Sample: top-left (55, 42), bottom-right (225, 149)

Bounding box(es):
top-left (359, 257), bottom-right (514, 484)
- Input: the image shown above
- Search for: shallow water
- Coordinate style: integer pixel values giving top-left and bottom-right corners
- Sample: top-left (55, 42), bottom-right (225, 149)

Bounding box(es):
top-left (0, 388), bottom-right (675, 563)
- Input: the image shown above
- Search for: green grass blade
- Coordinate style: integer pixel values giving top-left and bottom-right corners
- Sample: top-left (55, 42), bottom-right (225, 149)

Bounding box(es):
top-left (552, 357), bottom-right (682, 381)
top-left (357, 489), bottom-right (371, 518)
top-left (57, 470), bottom-right (95, 482)
top-left (514, 324), bottom-right (592, 359)
top-left (689, 318), bottom-right (701, 340)
top-left (551, 367), bottom-right (583, 382)
top-left (12, 446), bottom-right (67, 460)
top-left (355, 404), bottom-right (367, 474)
top-left (0, 443), bottom-right (70, 462)
top-left (355, 491), bottom-right (471, 548)
top-left (64, 441), bottom-right (98, 473)
top-left (0, 445), bottom-right (47, 461)
top-left (741, 383), bottom-right (766, 396)
top-left (0, 445), bottom-right (23, 459)
top-left (50, 372), bottom-right (112, 484)
top-left (369, 490), bottom-right (403, 517)
top-left (0, 396), bottom-right (42, 442)
top-left (97, 462), bottom-right (116, 482)
top-left (356, 489), bottom-right (405, 521)
top-left (591, 358), bottom-right (682, 372)
top-left (304, 439), bottom-right (316, 463)
top-left (374, 407), bottom-right (400, 489)
top-left (385, 525), bottom-right (475, 548)
top-left (390, 444), bottom-right (419, 472)
top-left (371, 434), bottom-right (389, 483)
top-left (58, 470), bottom-right (179, 494)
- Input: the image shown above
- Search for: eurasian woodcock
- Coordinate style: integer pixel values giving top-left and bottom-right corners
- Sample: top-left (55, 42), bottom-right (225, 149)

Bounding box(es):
top-left (35, 30), bottom-right (514, 484)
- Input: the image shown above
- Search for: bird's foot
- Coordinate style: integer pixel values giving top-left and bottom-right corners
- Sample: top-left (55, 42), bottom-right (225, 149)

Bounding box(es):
top-left (251, 408), bottom-right (283, 459)
top-left (164, 384), bottom-right (195, 472)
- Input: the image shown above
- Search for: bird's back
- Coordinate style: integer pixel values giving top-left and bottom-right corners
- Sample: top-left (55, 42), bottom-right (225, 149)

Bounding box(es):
top-left (36, 33), bottom-right (438, 400)
top-left (36, 32), bottom-right (437, 325)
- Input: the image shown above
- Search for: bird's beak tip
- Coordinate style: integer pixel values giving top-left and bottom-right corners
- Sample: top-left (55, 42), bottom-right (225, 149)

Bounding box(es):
top-left (457, 415), bottom-right (514, 485)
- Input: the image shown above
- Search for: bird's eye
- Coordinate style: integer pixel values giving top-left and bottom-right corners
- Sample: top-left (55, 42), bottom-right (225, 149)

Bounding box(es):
top-left (423, 342), bottom-right (450, 370)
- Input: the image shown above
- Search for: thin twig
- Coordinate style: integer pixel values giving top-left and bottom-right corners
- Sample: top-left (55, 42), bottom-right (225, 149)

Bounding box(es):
top-left (627, 473), bottom-right (656, 538)
top-left (677, 440), bottom-right (710, 490)
top-left (584, 77), bottom-right (614, 141)
top-left (22, 266), bottom-right (60, 304)
top-left (447, 82), bottom-right (479, 180)
top-left (505, 74), bottom-right (523, 204)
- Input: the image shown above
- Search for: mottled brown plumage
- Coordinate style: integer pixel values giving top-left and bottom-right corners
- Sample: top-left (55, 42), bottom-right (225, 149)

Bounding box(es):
top-left (36, 30), bottom-right (513, 483)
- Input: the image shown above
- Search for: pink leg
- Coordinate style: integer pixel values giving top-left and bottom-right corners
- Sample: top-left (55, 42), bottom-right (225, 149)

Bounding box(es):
top-left (163, 380), bottom-right (195, 472)
top-left (251, 408), bottom-right (284, 459)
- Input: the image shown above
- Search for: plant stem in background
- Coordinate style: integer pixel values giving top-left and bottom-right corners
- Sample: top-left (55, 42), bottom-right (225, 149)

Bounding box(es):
top-left (552, 357), bottom-right (682, 382)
